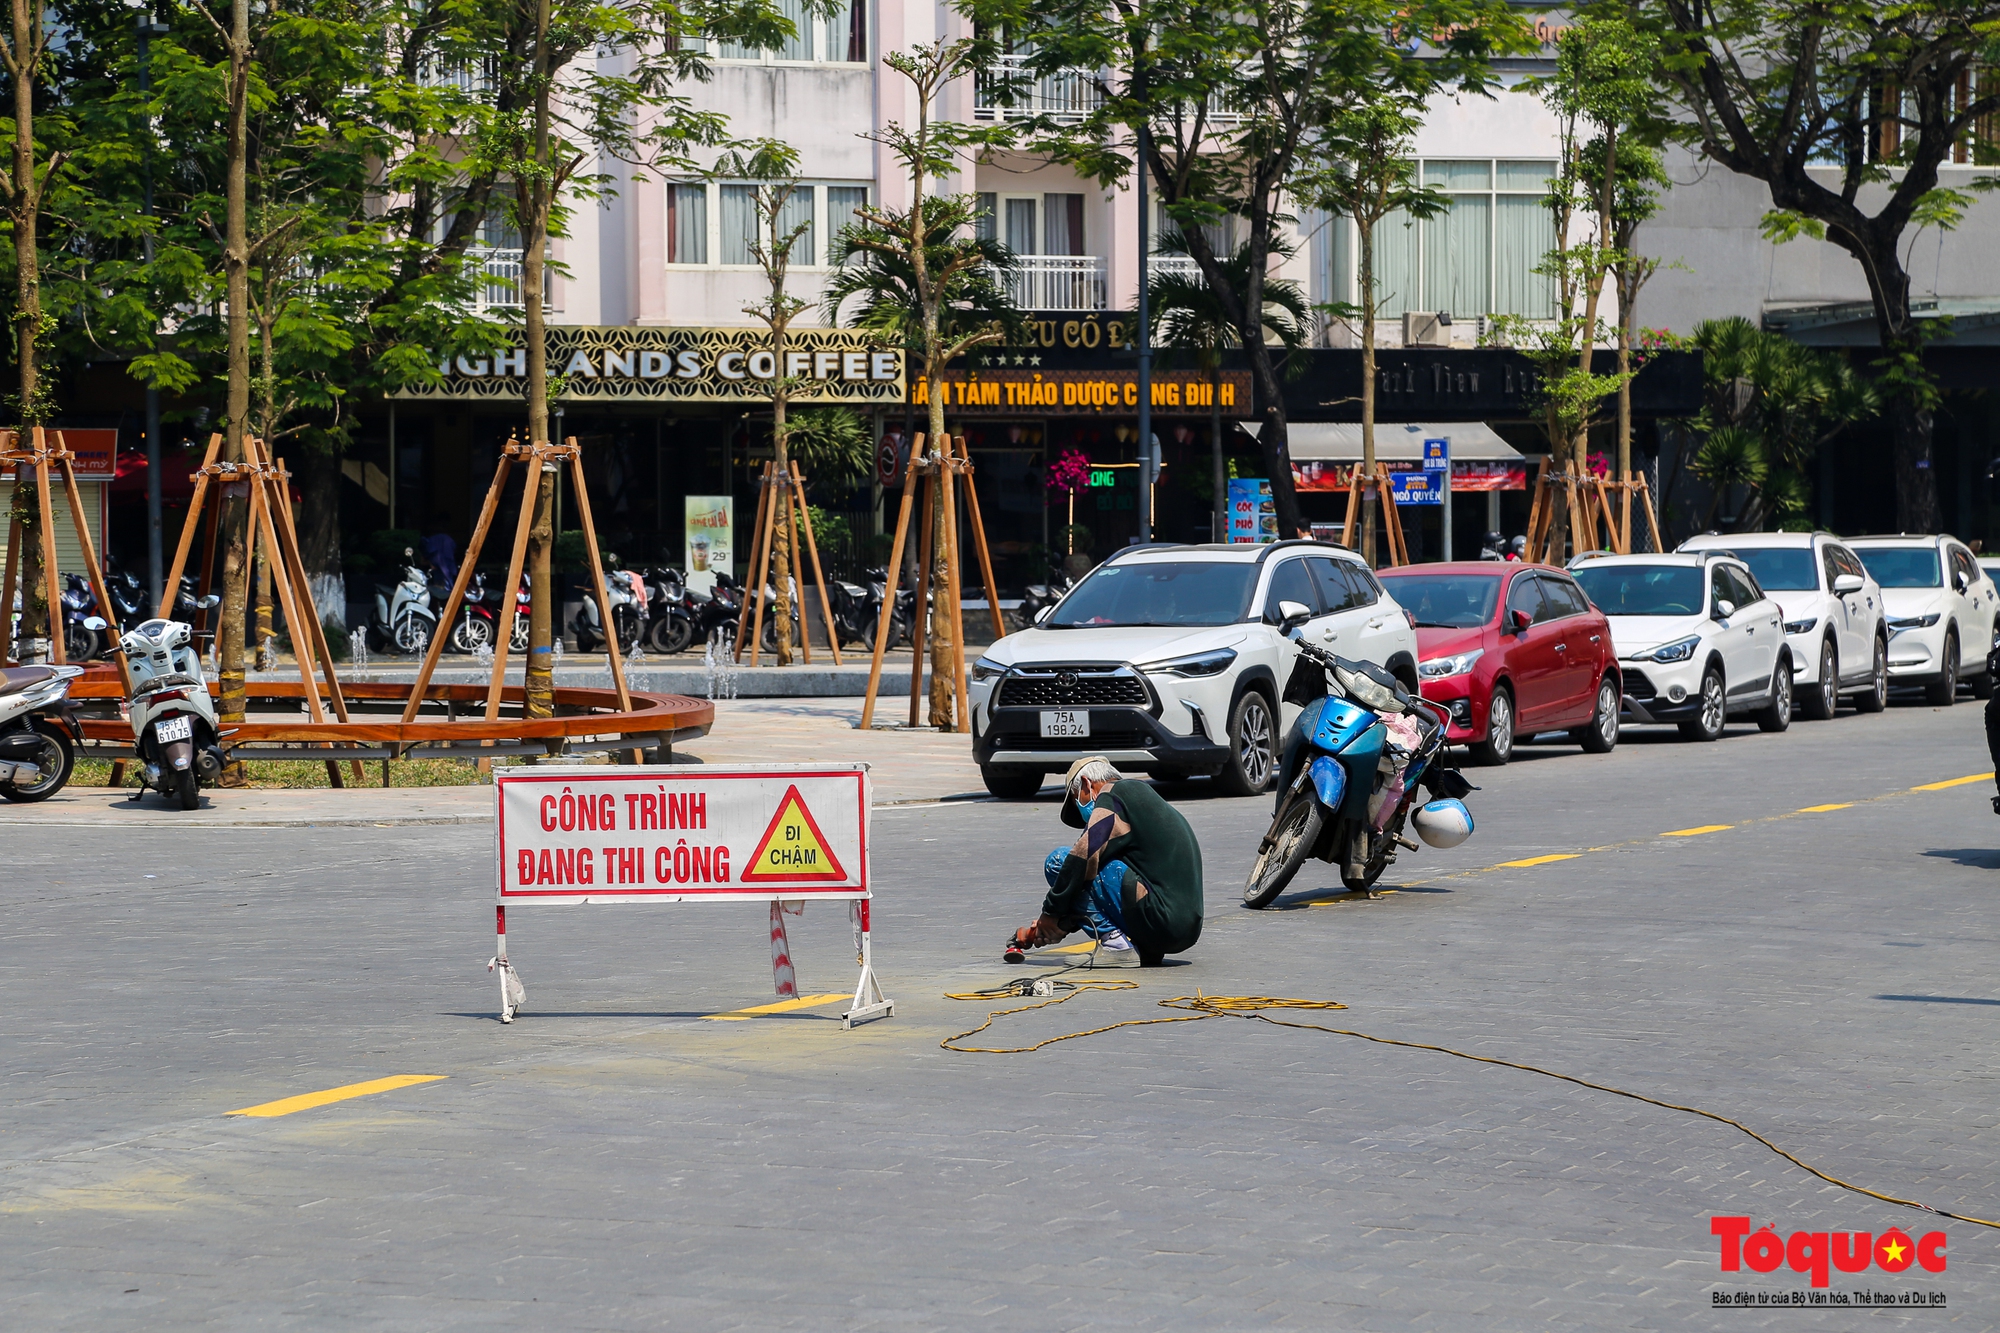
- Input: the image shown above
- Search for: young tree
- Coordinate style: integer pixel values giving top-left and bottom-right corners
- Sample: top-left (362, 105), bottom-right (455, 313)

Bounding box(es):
top-left (1301, 94), bottom-right (1449, 564)
top-left (1145, 233), bottom-right (1308, 542)
top-left (1620, 0), bottom-right (2000, 531)
top-left (968, 0), bottom-right (1522, 541)
top-left (1581, 136), bottom-right (1673, 487)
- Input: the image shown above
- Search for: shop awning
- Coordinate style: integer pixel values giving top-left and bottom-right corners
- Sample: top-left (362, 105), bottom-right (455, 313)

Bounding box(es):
top-left (1242, 420), bottom-right (1523, 462)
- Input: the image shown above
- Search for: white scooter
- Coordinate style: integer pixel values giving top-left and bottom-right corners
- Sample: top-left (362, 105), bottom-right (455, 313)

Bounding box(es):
top-left (120, 617), bottom-right (226, 810)
top-left (0, 658), bottom-right (87, 801)
top-left (367, 549), bottom-right (437, 654)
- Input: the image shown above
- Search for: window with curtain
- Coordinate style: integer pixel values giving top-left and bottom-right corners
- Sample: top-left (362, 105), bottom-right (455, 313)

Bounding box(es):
top-left (1371, 209), bottom-right (1421, 318)
top-left (840, 0), bottom-right (865, 61)
top-left (720, 184), bottom-right (758, 264)
top-left (718, 0), bottom-right (863, 61)
top-left (1422, 161), bottom-right (1491, 317)
top-left (826, 186), bottom-right (868, 252)
top-left (1493, 160), bottom-right (1554, 317)
top-left (1003, 197), bottom-right (1037, 255)
top-left (667, 184), bottom-right (706, 264)
top-left (1349, 158), bottom-right (1555, 321)
top-left (775, 185), bottom-right (814, 264)
top-left (975, 193), bottom-right (997, 242)
top-left (1043, 194), bottom-right (1084, 255)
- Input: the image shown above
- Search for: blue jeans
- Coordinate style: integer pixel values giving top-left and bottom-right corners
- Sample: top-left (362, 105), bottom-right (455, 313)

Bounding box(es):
top-left (1043, 846), bottom-right (1130, 940)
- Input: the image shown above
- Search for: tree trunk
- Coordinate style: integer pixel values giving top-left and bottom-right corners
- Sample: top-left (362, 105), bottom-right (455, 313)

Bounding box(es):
top-left (216, 0), bottom-right (253, 778)
top-left (9, 478), bottom-right (44, 656)
top-left (1358, 218), bottom-right (1378, 566)
top-left (1209, 361), bottom-right (1224, 541)
top-left (1889, 392), bottom-right (1940, 533)
top-left (1244, 335), bottom-right (1300, 543)
top-left (296, 446), bottom-right (345, 628)
top-left (772, 387), bottom-right (793, 667)
top-left (520, 0), bottom-right (555, 721)
top-left (10, 0), bottom-right (40, 427)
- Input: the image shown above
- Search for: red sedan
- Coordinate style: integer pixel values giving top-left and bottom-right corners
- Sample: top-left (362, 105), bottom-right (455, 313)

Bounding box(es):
top-left (1376, 562), bottom-right (1622, 765)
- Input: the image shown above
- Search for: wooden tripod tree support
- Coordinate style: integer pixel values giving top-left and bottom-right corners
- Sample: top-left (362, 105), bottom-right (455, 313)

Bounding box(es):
top-left (733, 460), bottom-right (846, 669)
top-left (1336, 465), bottom-right (1410, 568)
top-left (858, 434), bottom-right (1001, 733)
top-left (0, 427), bottom-right (134, 698)
top-left (1523, 462), bottom-right (1664, 564)
top-left (149, 432), bottom-right (362, 786)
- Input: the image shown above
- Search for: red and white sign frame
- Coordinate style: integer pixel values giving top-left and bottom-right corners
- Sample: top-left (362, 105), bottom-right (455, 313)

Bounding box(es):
top-left (488, 764), bottom-right (891, 1028)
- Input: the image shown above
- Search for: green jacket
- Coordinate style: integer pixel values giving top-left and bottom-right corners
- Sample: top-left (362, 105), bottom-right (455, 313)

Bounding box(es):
top-left (1043, 779), bottom-right (1203, 958)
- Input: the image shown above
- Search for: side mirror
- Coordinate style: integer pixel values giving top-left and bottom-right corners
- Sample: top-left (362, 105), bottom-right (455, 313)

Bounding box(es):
top-left (199, 594), bottom-right (221, 609)
top-left (84, 616), bottom-right (107, 630)
top-left (1277, 599), bottom-right (1313, 632)
top-left (1033, 604), bottom-right (1053, 625)
top-left (1954, 570), bottom-right (1970, 594)
top-left (1510, 608), bottom-right (1532, 634)
top-left (1715, 598), bottom-right (1736, 619)
top-left (1831, 573), bottom-right (1864, 595)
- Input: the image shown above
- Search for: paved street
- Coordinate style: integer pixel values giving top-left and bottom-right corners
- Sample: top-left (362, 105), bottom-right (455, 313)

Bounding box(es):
top-left (3, 699), bottom-right (1996, 1329)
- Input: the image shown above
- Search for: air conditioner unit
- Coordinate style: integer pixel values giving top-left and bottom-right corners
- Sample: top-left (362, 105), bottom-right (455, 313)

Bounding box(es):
top-left (1402, 311), bottom-right (1452, 347)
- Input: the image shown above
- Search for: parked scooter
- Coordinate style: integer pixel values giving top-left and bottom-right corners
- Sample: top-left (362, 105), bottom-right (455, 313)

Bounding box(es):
top-left (571, 555), bottom-right (644, 655)
top-left (642, 567), bottom-right (696, 655)
top-left (367, 548), bottom-right (436, 654)
top-left (445, 570), bottom-right (497, 654)
top-left (0, 659), bottom-right (85, 802)
top-left (119, 617), bottom-right (228, 810)
top-left (1242, 627), bottom-right (1475, 907)
top-left (101, 556), bottom-right (151, 632)
top-left (1012, 569), bottom-right (1075, 631)
top-left (59, 573), bottom-right (112, 661)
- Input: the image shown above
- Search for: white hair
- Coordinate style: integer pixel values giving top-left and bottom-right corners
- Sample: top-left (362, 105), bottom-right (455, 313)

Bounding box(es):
top-left (1070, 759), bottom-right (1122, 793)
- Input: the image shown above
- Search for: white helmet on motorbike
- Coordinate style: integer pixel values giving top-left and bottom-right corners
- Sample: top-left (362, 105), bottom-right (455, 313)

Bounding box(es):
top-left (1412, 798), bottom-right (1474, 849)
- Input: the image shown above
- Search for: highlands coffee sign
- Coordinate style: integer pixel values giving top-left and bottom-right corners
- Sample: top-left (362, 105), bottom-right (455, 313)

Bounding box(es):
top-left (395, 326), bottom-right (905, 404)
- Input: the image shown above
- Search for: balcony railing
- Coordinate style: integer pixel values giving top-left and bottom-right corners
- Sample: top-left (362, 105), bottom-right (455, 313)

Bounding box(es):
top-left (464, 246), bottom-right (557, 312)
top-left (975, 54), bottom-right (1104, 125)
top-left (999, 255), bottom-right (1107, 311)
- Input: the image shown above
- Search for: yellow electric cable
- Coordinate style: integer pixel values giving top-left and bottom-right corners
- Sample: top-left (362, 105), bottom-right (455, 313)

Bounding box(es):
top-left (944, 988), bottom-right (2000, 1230)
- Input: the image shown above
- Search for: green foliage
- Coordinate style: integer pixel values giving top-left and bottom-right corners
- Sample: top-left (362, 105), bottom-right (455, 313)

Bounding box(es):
top-left (823, 196), bottom-right (1024, 367)
top-left (553, 530), bottom-right (591, 572)
top-left (787, 408), bottom-right (872, 487)
top-left (807, 505), bottom-right (854, 551)
top-left (1148, 234), bottom-right (1310, 364)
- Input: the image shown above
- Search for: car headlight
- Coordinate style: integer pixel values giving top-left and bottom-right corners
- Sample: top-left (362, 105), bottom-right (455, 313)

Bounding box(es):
top-left (1782, 617), bottom-right (1817, 636)
top-left (1417, 648), bottom-right (1483, 680)
top-left (1646, 635), bottom-right (1701, 664)
top-left (969, 655), bottom-right (1008, 682)
top-left (1141, 648), bottom-right (1237, 677)
top-left (1886, 613), bottom-right (1940, 632)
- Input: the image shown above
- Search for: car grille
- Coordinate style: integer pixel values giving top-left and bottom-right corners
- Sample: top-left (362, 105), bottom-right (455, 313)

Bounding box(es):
top-left (1623, 669), bottom-right (1658, 701)
top-left (996, 668), bottom-right (1150, 709)
top-left (998, 729), bottom-right (1155, 752)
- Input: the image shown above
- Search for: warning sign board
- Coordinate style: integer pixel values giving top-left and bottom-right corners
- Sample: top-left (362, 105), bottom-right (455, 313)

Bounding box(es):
top-left (494, 765), bottom-right (869, 905)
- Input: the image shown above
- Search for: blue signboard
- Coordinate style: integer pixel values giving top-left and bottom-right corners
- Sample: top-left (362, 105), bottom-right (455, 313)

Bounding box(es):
top-left (1422, 438), bottom-right (1450, 471)
top-left (1389, 470), bottom-right (1443, 506)
top-left (1227, 477), bottom-right (1277, 542)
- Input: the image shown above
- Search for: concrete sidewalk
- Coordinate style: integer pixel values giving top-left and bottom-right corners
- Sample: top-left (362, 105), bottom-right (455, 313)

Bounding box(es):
top-left (5, 697), bottom-right (994, 827)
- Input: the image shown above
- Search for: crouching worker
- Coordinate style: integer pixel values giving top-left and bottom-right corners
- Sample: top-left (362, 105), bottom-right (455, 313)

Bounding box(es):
top-left (1008, 756), bottom-right (1203, 968)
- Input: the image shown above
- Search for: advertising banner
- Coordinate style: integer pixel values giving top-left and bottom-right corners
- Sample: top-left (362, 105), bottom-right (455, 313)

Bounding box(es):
top-left (1227, 477), bottom-right (1276, 543)
top-left (496, 765), bottom-right (870, 906)
top-left (684, 495), bottom-right (733, 581)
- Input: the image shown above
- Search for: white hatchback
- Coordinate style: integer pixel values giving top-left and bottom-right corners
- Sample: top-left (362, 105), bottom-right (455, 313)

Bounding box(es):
top-left (1677, 531), bottom-right (1887, 719)
top-left (969, 541), bottom-right (1420, 798)
top-left (1848, 535), bottom-right (1998, 704)
top-left (1570, 552), bottom-right (1794, 741)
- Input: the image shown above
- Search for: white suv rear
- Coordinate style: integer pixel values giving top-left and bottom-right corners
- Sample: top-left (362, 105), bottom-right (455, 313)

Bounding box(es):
top-left (1677, 531), bottom-right (1887, 718)
top-left (1848, 535), bottom-right (1999, 704)
top-left (969, 541), bottom-right (1420, 797)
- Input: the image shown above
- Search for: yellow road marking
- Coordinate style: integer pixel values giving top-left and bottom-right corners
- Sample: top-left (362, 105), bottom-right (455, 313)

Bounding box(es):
top-left (1045, 941), bottom-right (1098, 954)
top-left (706, 993), bottom-right (850, 1021)
top-left (1798, 803), bottom-right (1853, 813)
top-left (1499, 854), bottom-right (1581, 868)
top-left (227, 1074), bottom-right (445, 1119)
top-left (1913, 773), bottom-right (1995, 792)
top-left (1663, 824), bottom-right (1733, 837)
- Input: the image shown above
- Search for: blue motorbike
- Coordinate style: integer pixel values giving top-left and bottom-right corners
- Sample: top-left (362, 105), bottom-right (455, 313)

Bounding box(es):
top-left (1243, 633), bottom-right (1474, 908)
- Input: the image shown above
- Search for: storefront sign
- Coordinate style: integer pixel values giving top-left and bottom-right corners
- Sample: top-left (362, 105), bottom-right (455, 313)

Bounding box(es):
top-left (912, 368), bottom-right (1251, 416)
top-left (685, 496), bottom-right (733, 580)
top-left (394, 327), bottom-right (904, 404)
top-left (1, 428), bottom-right (117, 480)
top-left (1227, 477), bottom-right (1275, 543)
top-left (1294, 459), bottom-right (1526, 493)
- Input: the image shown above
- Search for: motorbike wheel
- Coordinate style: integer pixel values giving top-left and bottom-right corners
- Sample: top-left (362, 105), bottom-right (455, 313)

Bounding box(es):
top-left (393, 614), bottom-right (433, 655)
top-left (0, 721), bottom-right (74, 803)
top-left (175, 767), bottom-right (200, 810)
top-left (1243, 793), bottom-right (1323, 909)
top-left (648, 615), bottom-right (695, 655)
top-left (64, 622), bottom-right (97, 662)
top-left (510, 616), bottom-right (531, 652)
top-left (760, 612), bottom-right (804, 655)
top-left (449, 614), bottom-right (493, 655)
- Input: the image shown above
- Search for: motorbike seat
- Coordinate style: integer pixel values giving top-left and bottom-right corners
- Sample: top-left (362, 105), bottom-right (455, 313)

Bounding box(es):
top-left (0, 664), bottom-right (60, 692)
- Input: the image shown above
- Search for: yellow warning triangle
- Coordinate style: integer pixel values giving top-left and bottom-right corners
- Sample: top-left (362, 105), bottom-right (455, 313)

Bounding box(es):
top-left (740, 784), bottom-right (848, 882)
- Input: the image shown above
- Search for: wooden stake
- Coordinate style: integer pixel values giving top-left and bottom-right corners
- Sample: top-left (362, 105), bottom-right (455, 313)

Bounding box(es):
top-left (860, 446), bottom-right (921, 731)
top-left (939, 439), bottom-right (970, 733)
top-left (1619, 470), bottom-right (1635, 554)
top-left (1, 511), bottom-right (18, 668)
top-left (1378, 469), bottom-right (1409, 568)
top-left (484, 440), bottom-right (544, 724)
top-left (30, 429), bottom-right (62, 664)
top-left (1637, 472), bottom-right (1664, 554)
top-left (566, 442), bottom-right (639, 763)
top-left (404, 452), bottom-right (512, 723)
top-left (1340, 467), bottom-right (1362, 550)
top-left (781, 463), bottom-right (809, 665)
top-left (952, 435), bottom-right (1007, 643)
top-left (743, 462), bottom-right (779, 669)
top-left (51, 434), bottom-right (133, 696)
top-left (158, 433), bottom-right (225, 616)
top-left (791, 461), bottom-right (842, 665)
top-left (733, 461), bottom-right (773, 664)
top-left (908, 454), bottom-right (935, 728)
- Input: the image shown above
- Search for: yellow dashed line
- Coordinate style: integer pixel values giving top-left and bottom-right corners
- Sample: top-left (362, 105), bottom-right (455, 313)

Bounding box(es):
top-left (1663, 824), bottom-right (1733, 837)
top-left (1913, 773), bottom-right (1995, 792)
top-left (1798, 803), bottom-right (1853, 813)
top-left (706, 993), bottom-right (851, 1021)
top-left (227, 1075), bottom-right (445, 1118)
top-left (1499, 854), bottom-right (1581, 868)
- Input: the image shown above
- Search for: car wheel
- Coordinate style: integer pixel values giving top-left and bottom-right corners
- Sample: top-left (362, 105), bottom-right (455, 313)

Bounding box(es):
top-left (1574, 674), bottom-right (1620, 753)
top-left (1470, 687), bottom-right (1514, 767)
top-left (979, 764), bottom-right (1045, 799)
top-left (1216, 690), bottom-right (1277, 797)
top-left (1853, 636), bottom-right (1887, 713)
top-left (1757, 654), bottom-right (1793, 732)
top-left (1924, 631), bottom-right (1959, 706)
top-left (1803, 640), bottom-right (1838, 721)
top-left (1678, 665), bottom-right (1726, 741)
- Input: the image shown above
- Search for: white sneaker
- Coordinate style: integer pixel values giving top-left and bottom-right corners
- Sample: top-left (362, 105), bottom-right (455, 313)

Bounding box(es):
top-left (1084, 933), bottom-right (1141, 968)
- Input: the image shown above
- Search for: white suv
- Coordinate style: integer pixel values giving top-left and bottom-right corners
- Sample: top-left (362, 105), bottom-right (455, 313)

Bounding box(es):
top-left (1570, 552), bottom-right (1793, 741)
top-left (1847, 535), bottom-right (1998, 704)
top-left (1677, 531), bottom-right (1888, 719)
top-left (969, 541), bottom-right (1420, 798)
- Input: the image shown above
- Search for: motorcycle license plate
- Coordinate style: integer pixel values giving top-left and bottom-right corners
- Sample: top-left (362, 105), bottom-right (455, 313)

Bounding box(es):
top-left (1040, 709), bottom-right (1088, 739)
top-left (155, 715), bottom-right (193, 744)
